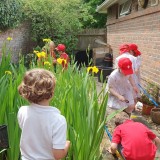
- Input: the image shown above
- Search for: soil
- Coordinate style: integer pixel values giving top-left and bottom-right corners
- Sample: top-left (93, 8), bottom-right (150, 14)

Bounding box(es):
top-left (95, 78), bottom-right (160, 160)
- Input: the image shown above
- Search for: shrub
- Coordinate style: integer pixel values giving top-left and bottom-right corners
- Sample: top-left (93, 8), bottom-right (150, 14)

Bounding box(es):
top-left (0, 0), bottom-right (23, 30)
top-left (21, 0), bottom-right (94, 54)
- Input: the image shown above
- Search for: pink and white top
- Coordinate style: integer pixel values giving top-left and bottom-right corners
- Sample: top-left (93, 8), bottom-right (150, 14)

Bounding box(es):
top-left (106, 69), bottom-right (134, 109)
top-left (115, 52), bottom-right (140, 98)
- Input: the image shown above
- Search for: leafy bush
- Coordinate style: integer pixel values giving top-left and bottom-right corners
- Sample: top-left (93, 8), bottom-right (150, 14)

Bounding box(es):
top-left (21, 0), bottom-right (95, 54)
top-left (82, 0), bottom-right (107, 28)
top-left (0, 0), bottom-right (23, 30)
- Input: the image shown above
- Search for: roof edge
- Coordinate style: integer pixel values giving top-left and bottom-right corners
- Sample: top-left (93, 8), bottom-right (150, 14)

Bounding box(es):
top-left (96, 0), bottom-right (118, 13)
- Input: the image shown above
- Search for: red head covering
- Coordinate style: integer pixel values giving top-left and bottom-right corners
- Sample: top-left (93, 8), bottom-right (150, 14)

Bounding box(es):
top-left (55, 44), bottom-right (66, 52)
top-left (129, 43), bottom-right (141, 56)
top-left (118, 57), bottom-right (133, 75)
top-left (119, 44), bottom-right (130, 55)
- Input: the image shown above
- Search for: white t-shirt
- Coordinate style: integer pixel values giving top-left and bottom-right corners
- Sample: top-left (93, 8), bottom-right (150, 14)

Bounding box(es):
top-left (17, 103), bottom-right (67, 160)
top-left (106, 69), bottom-right (134, 109)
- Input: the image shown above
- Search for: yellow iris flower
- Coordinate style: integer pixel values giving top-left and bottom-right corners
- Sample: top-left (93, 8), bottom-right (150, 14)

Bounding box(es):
top-left (57, 58), bottom-right (62, 64)
top-left (43, 38), bottom-right (51, 43)
top-left (57, 58), bottom-right (67, 65)
top-left (5, 71), bottom-right (12, 75)
top-left (92, 66), bottom-right (99, 73)
top-left (87, 66), bottom-right (99, 73)
top-left (87, 67), bottom-right (92, 72)
top-left (36, 52), bottom-right (46, 58)
top-left (7, 37), bottom-right (12, 41)
top-left (33, 50), bottom-right (39, 54)
top-left (41, 51), bottom-right (46, 58)
top-left (44, 61), bottom-right (51, 66)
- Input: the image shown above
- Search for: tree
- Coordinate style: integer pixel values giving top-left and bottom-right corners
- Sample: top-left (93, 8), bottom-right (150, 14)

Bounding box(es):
top-left (0, 0), bottom-right (23, 30)
top-left (82, 0), bottom-right (107, 28)
top-left (21, 0), bottom-right (95, 53)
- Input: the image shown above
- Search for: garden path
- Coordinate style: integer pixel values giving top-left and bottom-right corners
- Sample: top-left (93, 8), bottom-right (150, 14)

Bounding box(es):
top-left (95, 77), bottom-right (160, 160)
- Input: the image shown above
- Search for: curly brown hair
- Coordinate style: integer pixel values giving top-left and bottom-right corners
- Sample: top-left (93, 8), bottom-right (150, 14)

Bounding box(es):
top-left (18, 68), bottom-right (56, 103)
top-left (115, 112), bottom-right (130, 126)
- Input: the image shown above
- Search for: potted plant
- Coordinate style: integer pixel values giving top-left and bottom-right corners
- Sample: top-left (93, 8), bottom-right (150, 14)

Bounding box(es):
top-left (150, 108), bottom-right (160, 125)
top-left (140, 81), bottom-right (159, 115)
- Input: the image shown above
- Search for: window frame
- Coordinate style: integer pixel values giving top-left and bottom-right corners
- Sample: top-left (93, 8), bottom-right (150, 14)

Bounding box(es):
top-left (119, 0), bottom-right (132, 17)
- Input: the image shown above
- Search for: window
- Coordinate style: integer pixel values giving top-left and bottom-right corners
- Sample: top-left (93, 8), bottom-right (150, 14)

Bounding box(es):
top-left (119, 0), bottom-right (132, 16)
top-left (151, 0), bottom-right (159, 7)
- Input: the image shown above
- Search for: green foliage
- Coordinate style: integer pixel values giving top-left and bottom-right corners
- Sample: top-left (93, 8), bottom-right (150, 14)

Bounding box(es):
top-left (53, 66), bottom-right (108, 160)
top-left (0, 40), bottom-right (108, 159)
top-left (24, 53), bottom-right (37, 69)
top-left (82, 0), bottom-right (107, 28)
top-left (141, 82), bottom-right (159, 106)
top-left (0, 54), bottom-right (27, 159)
top-left (21, 0), bottom-right (95, 54)
top-left (0, 0), bottom-right (23, 30)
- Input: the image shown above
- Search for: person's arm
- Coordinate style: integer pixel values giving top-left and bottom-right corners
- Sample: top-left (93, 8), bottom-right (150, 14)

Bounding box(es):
top-left (17, 107), bottom-right (24, 129)
top-left (153, 137), bottom-right (160, 149)
top-left (53, 140), bottom-right (70, 159)
top-left (52, 117), bottom-right (69, 159)
top-left (110, 127), bottom-right (121, 154)
top-left (107, 75), bottom-right (126, 102)
top-left (110, 142), bottom-right (118, 154)
top-left (128, 75), bottom-right (139, 94)
top-left (109, 87), bottom-right (126, 102)
top-left (145, 125), bottom-right (160, 148)
top-left (67, 55), bottom-right (70, 63)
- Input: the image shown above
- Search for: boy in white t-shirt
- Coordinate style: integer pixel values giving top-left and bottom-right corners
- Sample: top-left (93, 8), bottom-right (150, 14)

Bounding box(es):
top-left (106, 57), bottom-right (135, 115)
top-left (17, 68), bottom-right (70, 160)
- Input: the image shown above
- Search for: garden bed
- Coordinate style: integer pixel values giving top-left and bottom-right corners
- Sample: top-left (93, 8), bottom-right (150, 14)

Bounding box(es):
top-left (95, 78), bottom-right (160, 160)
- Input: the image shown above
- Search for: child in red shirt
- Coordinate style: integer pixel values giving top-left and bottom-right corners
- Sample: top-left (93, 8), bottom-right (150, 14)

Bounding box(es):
top-left (55, 44), bottom-right (69, 70)
top-left (109, 112), bottom-right (160, 160)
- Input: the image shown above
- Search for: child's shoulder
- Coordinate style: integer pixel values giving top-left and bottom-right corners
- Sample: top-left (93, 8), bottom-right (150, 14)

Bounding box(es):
top-left (18, 105), bottom-right (28, 110)
top-left (109, 69), bottom-right (119, 77)
top-left (18, 105), bottom-right (29, 115)
top-left (49, 107), bottom-right (67, 125)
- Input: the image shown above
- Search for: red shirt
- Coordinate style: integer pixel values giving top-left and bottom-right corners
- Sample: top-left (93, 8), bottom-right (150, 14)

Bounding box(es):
top-left (60, 53), bottom-right (69, 68)
top-left (112, 120), bottom-right (157, 160)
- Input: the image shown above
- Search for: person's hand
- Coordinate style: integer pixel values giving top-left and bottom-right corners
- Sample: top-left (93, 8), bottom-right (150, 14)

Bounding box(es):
top-left (107, 147), bottom-right (117, 155)
top-left (53, 59), bottom-right (57, 64)
top-left (133, 86), bottom-right (139, 94)
top-left (107, 147), bottom-right (112, 154)
top-left (66, 140), bottom-right (70, 147)
top-left (118, 95), bottom-right (125, 102)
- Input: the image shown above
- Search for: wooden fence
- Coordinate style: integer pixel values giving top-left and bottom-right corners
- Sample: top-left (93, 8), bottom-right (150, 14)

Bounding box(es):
top-left (77, 28), bottom-right (106, 51)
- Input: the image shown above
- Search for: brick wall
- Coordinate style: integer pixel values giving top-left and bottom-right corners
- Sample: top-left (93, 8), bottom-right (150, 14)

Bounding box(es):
top-left (0, 22), bottom-right (32, 63)
top-left (106, 1), bottom-right (160, 87)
